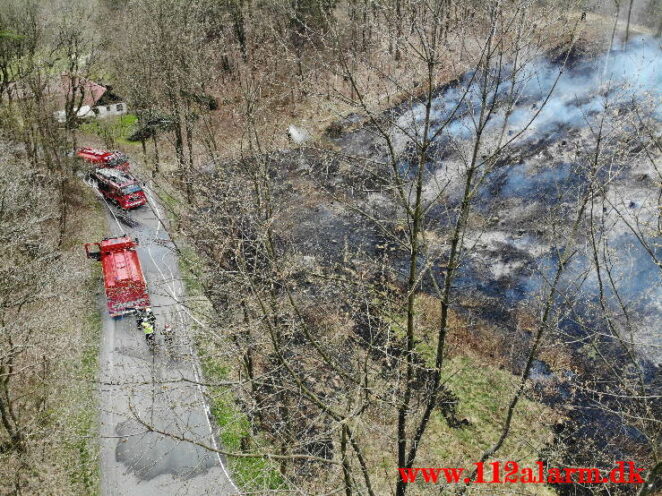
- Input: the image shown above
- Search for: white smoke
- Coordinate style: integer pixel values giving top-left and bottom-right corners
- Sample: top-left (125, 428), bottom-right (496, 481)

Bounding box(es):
top-left (395, 36), bottom-right (661, 149)
top-left (393, 36), bottom-right (662, 363)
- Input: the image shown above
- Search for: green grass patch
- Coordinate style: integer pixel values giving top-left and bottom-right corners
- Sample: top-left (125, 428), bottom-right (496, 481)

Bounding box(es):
top-left (200, 356), bottom-right (285, 492)
top-left (156, 188), bottom-right (184, 232)
top-left (158, 189), bottom-right (180, 214)
top-left (421, 356), bottom-right (557, 495)
top-left (364, 354), bottom-right (558, 495)
top-left (178, 246), bottom-right (204, 294)
top-left (79, 113), bottom-right (139, 147)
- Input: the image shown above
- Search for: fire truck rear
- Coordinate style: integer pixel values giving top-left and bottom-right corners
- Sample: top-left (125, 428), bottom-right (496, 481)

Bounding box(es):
top-left (77, 147), bottom-right (130, 171)
top-left (84, 236), bottom-right (151, 317)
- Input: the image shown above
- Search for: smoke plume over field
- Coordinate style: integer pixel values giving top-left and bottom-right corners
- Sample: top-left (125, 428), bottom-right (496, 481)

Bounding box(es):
top-left (382, 37), bottom-right (662, 365)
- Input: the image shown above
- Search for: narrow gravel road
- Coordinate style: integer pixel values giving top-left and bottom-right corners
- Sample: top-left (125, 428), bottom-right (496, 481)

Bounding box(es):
top-left (98, 188), bottom-right (239, 495)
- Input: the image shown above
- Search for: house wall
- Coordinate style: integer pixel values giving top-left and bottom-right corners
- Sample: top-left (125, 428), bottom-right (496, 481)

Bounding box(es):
top-left (53, 102), bottom-right (128, 123)
top-left (92, 102), bottom-right (128, 118)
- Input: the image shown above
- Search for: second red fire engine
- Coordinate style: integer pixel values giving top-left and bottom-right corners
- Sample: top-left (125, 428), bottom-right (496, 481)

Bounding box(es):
top-left (92, 168), bottom-right (147, 209)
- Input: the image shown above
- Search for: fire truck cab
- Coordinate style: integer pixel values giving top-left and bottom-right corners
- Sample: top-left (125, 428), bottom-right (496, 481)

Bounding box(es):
top-left (85, 236), bottom-right (151, 317)
top-left (77, 147), bottom-right (130, 171)
top-left (92, 168), bottom-right (147, 209)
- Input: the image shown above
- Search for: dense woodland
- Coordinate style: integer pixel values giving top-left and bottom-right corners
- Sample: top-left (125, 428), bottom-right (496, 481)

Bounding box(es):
top-left (1, 0), bottom-right (661, 495)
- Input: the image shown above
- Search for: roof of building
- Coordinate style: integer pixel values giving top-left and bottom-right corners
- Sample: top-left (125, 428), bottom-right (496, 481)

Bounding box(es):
top-left (60, 74), bottom-right (107, 107)
top-left (5, 75), bottom-right (125, 110)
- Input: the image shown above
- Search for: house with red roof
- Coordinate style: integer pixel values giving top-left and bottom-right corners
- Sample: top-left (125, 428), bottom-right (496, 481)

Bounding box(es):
top-left (53, 74), bottom-right (127, 123)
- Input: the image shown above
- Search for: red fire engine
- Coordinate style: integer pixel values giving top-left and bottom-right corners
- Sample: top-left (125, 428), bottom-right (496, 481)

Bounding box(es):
top-left (92, 168), bottom-right (147, 209)
top-left (85, 236), bottom-right (151, 317)
top-left (77, 147), bottom-right (130, 171)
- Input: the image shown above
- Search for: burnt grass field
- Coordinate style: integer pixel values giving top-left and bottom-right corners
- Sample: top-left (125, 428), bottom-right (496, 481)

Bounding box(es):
top-left (188, 38), bottom-right (661, 494)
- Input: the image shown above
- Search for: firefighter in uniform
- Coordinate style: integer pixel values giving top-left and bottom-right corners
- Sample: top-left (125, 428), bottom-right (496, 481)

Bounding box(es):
top-left (142, 319), bottom-right (155, 344)
top-left (144, 307), bottom-right (156, 327)
top-left (138, 308), bottom-right (156, 344)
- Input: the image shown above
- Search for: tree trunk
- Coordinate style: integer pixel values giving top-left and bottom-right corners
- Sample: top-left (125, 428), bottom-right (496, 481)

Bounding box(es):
top-left (625, 0), bottom-right (635, 43)
top-left (152, 133), bottom-right (160, 177)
